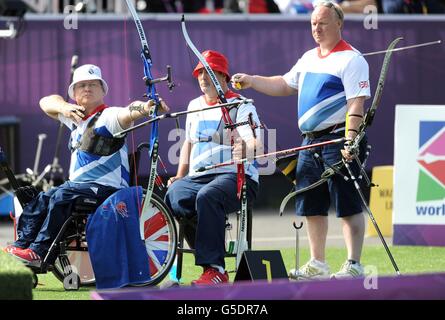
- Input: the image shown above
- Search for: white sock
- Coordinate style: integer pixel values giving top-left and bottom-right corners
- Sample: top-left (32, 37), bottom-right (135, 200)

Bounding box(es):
top-left (312, 259), bottom-right (327, 266)
top-left (210, 264), bottom-right (225, 274)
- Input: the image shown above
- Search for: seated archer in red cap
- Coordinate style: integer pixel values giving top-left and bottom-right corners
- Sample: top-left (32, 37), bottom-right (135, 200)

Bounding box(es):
top-left (165, 50), bottom-right (263, 285)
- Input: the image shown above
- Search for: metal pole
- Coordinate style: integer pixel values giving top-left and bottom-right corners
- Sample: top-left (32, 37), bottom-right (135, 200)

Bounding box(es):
top-left (293, 221), bottom-right (303, 274)
top-left (32, 134), bottom-right (47, 176)
top-left (343, 159), bottom-right (401, 275)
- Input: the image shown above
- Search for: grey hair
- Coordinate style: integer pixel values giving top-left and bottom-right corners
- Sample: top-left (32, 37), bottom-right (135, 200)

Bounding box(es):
top-left (313, 1), bottom-right (344, 23)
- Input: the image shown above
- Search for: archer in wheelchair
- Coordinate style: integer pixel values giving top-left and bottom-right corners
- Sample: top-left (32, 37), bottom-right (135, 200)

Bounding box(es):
top-left (1, 64), bottom-right (176, 289)
top-left (165, 50), bottom-right (263, 285)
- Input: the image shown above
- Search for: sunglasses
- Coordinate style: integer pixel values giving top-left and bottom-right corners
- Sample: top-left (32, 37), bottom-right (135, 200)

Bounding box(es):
top-left (314, 1), bottom-right (344, 21)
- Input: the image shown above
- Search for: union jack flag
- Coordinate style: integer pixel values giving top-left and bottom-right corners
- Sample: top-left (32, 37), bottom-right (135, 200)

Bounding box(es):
top-left (359, 81), bottom-right (369, 89)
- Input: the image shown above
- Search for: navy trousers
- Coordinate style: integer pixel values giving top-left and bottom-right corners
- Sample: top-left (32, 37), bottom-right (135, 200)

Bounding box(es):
top-left (14, 181), bottom-right (117, 260)
top-left (165, 173), bottom-right (258, 268)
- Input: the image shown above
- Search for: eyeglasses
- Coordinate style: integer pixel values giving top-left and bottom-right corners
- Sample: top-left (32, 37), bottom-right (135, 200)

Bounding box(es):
top-left (75, 82), bottom-right (101, 90)
top-left (313, 1), bottom-right (344, 21)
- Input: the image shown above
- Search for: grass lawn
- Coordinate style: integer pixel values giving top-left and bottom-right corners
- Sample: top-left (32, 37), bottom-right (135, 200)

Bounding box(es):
top-left (31, 245), bottom-right (445, 300)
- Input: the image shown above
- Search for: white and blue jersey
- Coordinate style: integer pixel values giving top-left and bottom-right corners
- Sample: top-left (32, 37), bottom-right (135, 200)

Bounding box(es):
top-left (185, 91), bottom-right (261, 183)
top-left (59, 105), bottom-right (130, 189)
top-left (283, 40), bottom-right (371, 133)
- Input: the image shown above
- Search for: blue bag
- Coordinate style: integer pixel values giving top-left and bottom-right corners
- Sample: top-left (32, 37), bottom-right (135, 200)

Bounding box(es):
top-left (86, 186), bottom-right (150, 289)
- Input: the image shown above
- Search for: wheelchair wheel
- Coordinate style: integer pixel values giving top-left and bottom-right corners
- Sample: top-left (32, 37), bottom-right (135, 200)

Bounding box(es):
top-left (52, 241), bottom-right (96, 286)
top-left (52, 191), bottom-right (177, 288)
top-left (134, 192), bottom-right (177, 287)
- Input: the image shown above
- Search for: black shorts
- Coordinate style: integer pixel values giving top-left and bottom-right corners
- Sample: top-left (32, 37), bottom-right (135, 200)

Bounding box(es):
top-left (295, 133), bottom-right (368, 218)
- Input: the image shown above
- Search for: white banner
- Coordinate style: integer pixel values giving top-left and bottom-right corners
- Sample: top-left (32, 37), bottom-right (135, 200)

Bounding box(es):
top-left (393, 105), bottom-right (445, 226)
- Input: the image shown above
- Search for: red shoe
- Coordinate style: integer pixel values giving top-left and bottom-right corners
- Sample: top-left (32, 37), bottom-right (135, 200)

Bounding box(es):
top-left (2, 245), bottom-right (24, 255)
top-left (192, 267), bottom-right (229, 286)
top-left (10, 248), bottom-right (41, 267)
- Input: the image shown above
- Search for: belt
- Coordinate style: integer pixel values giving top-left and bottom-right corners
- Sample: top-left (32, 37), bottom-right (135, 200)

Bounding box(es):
top-left (303, 122), bottom-right (346, 139)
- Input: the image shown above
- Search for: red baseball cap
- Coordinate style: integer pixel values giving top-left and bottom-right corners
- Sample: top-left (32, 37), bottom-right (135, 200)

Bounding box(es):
top-left (192, 50), bottom-right (230, 83)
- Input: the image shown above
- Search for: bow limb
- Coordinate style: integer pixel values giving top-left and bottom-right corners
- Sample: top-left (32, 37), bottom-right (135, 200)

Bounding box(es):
top-left (125, 0), bottom-right (163, 239)
top-left (363, 37), bottom-right (403, 128)
top-left (279, 177), bottom-right (328, 216)
top-left (349, 37), bottom-right (403, 153)
top-left (181, 16), bottom-right (227, 101)
top-left (125, 0), bottom-right (160, 157)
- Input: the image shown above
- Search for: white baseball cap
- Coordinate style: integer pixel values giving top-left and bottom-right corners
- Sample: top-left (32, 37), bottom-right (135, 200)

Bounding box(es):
top-left (68, 64), bottom-right (109, 100)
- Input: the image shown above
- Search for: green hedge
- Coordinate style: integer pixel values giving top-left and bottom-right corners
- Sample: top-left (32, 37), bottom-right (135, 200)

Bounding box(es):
top-left (0, 251), bottom-right (33, 300)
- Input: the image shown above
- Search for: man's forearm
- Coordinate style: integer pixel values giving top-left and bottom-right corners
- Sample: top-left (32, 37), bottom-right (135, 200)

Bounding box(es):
top-left (346, 97), bottom-right (365, 139)
top-left (176, 141), bottom-right (191, 177)
top-left (118, 100), bottom-right (163, 130)
top-left (251, 76), bottom-right (297, 97)
top-left (39, 95), bottom-right (69, 120)
top-left (246, 138), bottom-right (263, 160)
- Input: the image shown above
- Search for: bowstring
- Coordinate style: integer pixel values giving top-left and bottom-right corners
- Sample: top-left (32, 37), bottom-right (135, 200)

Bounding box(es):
top-left (123, 12), bottom-right (142, 215)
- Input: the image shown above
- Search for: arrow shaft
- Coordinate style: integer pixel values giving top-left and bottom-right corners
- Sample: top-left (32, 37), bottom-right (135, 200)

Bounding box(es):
top-left (197, 137), bottom-right (346, 172)
top-left (113, 99), bottom-right (253, 137)
top-left (362, 40), bottom-right (441, 57)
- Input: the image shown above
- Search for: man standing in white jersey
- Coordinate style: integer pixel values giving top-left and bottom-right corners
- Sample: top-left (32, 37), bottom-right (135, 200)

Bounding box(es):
top-left (232, 1), bottom-right (371, 279)
top-left (165, 50), bottom-right (262, 285)
top-left (3, 64), bottom-right (168, 266)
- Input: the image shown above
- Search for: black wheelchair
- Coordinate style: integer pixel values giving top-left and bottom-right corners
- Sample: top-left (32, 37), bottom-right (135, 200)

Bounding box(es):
top-left (5, 143), bottom-right (178, 290)
top-left (36, 190), bottom-right (178, 290)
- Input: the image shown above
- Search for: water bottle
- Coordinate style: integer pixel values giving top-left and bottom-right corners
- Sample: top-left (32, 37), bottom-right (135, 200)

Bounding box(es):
top-left (169, 257), bottom-right (179, 282)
